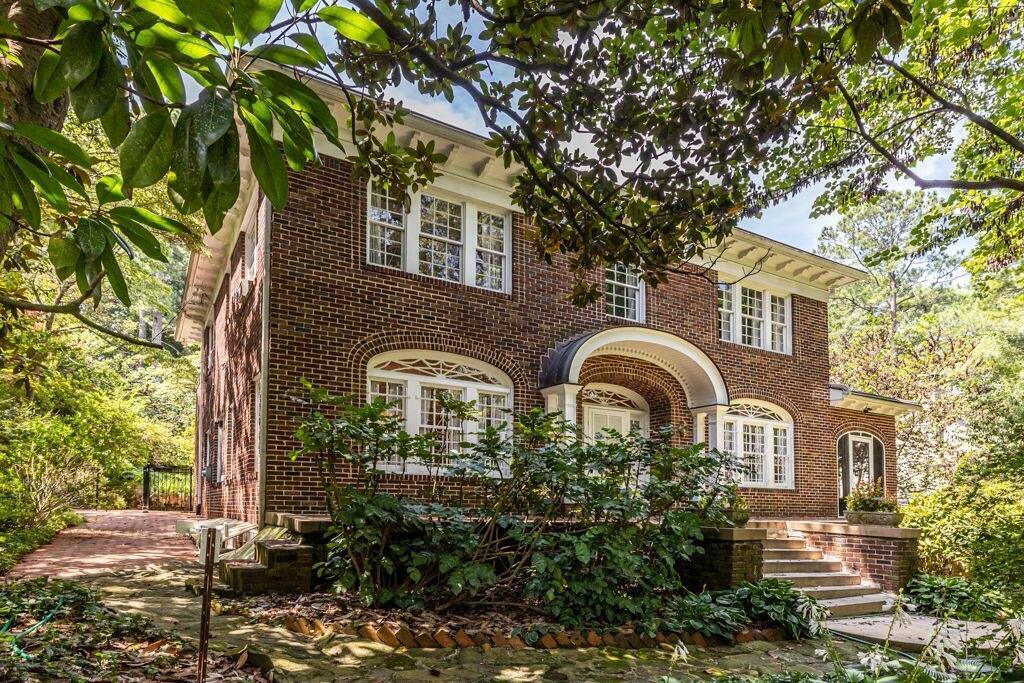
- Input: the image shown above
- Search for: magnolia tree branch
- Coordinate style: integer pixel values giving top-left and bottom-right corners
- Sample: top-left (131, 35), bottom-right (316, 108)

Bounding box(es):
top-left (837, 84), bottom-right (1024, 193)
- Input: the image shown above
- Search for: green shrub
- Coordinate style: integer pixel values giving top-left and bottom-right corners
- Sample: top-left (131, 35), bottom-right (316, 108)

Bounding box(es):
top-left (295, 388), bottom-right (740, 628)
top-left (0, 511), bottom-right (81, 575)
top-left (903, 478), bottom-right (1024, 609)
top-left (733, 579), bottom-right (827, 639)
top-left (904, 574), bottom-right (1012, 620)
top-left (660, 590), bottom-right (750, 640)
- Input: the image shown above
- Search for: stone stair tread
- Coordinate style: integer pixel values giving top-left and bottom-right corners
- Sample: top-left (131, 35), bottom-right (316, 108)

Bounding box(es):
top-left (802, 584), bottom-right (880, 595)
top-left (820, 593), bottom-right (893, 617)
top-left (765, 571), bottom-right (861, 580)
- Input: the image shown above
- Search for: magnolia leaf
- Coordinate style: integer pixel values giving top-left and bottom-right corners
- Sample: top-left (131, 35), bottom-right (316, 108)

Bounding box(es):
top-left (58, 21), bottom-right (103, 88)
top-left (289, 33), bottom-right (328, 63)
top-left (32, 49), bottom-right (68, 103)
top-left (234, 0), bottom-right (283, 43)
top-left (74, 218), bottom-right (108, 260)
top-left (246, 44), bottom-right (320, 68)
top-left (101, 92), bottom-right (131, 147)
top-left (168, 108), bottom-right (207, 207)
top-left (192, 86), bottom-right (233, 146)
top-left (205, 125), bottom-right (240, 185)
top-left (14, 151), bottom-right (68, 213)
top-left (120, 111), bottom-right (174, 188)
top-left (48, 237), bottom-right (81, 280)
top-left (96, 175), bottom-right (127, 205)
top-left (111, 216), bottom-right (168, 262)
top-left (177, 0), bottom-right (234, 37)
top-left (70, 49), bottom-right (118, 122)
top-left (136, 22), bottom-right (218, 60)
top-left (135, 0), bottom-right (190, 25)
top-left (13, 123), bottom-right (92, 167)
top-left (100, 245), bottom-right (131, 306)
top-left (109, 206), bottom-right (189, 235)
top-left (146, 55), bottom-right (187, 104)
top-left (239, 107), bottom-right (287, 209)
top-left (317, 6), bottom-right (388, 49)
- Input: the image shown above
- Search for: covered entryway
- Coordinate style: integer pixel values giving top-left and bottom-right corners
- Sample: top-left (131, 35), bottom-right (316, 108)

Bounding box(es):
top-left (837, 431), bottom-right (885, 514)
top-left (580, 383), bottom-right (650, 441)
top-left (539, 327), bottom-right (729, 447)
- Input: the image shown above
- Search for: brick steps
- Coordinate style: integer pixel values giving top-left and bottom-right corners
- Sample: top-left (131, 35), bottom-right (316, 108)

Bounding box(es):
top-left (219, 539), bottom-right (313, 595)
top-left (758, 528), bottom-right (890, 618)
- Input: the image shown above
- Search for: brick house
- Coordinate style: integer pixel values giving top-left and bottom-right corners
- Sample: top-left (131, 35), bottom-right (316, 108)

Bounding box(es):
top-left (174, 84), bottom-right (918, 528)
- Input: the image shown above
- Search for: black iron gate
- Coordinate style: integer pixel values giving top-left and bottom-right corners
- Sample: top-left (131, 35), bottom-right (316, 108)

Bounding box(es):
top-left (142, 465), bottom-right (194, 511)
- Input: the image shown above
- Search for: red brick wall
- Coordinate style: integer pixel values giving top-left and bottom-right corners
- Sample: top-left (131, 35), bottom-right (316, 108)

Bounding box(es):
top-left (803, 530), bottom-right (918, 591)
top-left (199, 153), bottom-right (899, 523)
top-left (194, 200), bottom-right (265, 523)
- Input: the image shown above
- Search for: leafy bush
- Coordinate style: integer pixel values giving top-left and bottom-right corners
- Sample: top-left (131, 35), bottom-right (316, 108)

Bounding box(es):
top-left (903, 478), bottom-right (1024, 609)
top-left (0, 510), bottom-right (81, 575)
top-left (294, 388), bottom-right (740, 627)
top-left (904, 574), bottom-right (1012, 621)
top-left (846, 482), bottom-right (899, 513)
top-left (661, 590), bottom-right (750, 640)
top-left (733, 579), bottom-right (827, 639)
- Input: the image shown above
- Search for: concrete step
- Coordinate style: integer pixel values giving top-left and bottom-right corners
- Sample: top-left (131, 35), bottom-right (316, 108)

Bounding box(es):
top-left (763, 538), bottom-right (808, 550)
top-left (801, 584), bottom-right (883, 600)
top-left (763, 548), bottom-right (823, 561)
top-left (766, 571), bottom-right (864, 587)
top-left (821, 594), bottom-right (892, 618)
top-left (763, 558), bottom-right (843, 573)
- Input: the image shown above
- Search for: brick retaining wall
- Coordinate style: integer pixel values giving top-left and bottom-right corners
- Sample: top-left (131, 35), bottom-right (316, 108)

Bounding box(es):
top-left (788, 521), bottom-right (919, 592)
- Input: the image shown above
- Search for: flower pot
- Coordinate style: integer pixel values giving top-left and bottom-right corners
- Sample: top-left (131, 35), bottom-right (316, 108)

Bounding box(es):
top-left (724, 507), bottom-right (751, 528)
top-left (845, 510), bottom-right (903, 526)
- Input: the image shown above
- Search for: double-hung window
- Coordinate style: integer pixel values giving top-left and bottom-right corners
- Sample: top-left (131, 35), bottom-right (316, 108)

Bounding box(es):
top-left (366, 351), bottom-right (513, 473)
top-left (720, 402), bottom-right (794, 489)
top-left (366, 181), bottom-right (511, 292)
top-left (716, 282), bottom-right (791, 353)
top-left (605, 263), bottom-right (645, 322)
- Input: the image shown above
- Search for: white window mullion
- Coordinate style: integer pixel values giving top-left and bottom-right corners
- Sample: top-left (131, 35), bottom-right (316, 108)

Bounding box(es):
top-left (504, 214), bottom-right (512, 293)
top-left (732, 285), bottom-right (740, 343)
top-left (464, 202), bottom-right (478, 288)
top-left (404, 190), bottom-right (421, 275)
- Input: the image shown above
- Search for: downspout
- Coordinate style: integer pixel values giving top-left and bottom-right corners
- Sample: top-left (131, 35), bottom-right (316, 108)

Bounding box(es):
top-left (257, 197), bottom-right (271, 527)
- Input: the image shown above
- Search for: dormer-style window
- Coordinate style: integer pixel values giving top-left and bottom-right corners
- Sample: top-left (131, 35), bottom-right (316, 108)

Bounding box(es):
top-left (605, 263), bottom-right (645, 322)
top-left (366, 181), bottom-right (510, 293)
top-left (717, 282), bottom-right (791, 353)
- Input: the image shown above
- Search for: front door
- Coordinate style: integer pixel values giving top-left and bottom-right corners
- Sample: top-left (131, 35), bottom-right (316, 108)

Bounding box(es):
top-left (838, 433), bottom-right (876, 514)
top-left (584, 406), bottom-right (646, 442)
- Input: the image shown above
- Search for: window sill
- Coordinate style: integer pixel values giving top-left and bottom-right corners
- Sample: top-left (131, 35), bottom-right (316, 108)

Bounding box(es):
top-left (718, 338), bottom-right (792, 357)
top-left (362, 262), bottom-right (512, 298)
top-left (738, 483), bottom-right (796, 492)
top-left (605, 314), bottom-right (646, 324)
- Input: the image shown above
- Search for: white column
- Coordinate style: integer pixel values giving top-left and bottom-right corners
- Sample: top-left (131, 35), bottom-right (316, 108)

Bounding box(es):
top-left (692, 405), bottom-right (729, 450)
top-left (540, 383), bottom-right (583, 425)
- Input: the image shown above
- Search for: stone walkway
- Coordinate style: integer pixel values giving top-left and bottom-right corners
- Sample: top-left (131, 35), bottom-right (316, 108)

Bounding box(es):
top-left (830, 613), bottom-right (1023, 653)
top-left (6, 510), bottom-right (869, 681)
top-left (8, 509), bottom-right (198, 578)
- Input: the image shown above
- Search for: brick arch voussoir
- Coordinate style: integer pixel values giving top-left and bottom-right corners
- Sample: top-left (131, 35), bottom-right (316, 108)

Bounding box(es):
top-left (831, 421), bottom-right (889, 445)
top-left (346, 330), bottom-right (531, 398)
top-left (727, 384), bottom-right (804, 423)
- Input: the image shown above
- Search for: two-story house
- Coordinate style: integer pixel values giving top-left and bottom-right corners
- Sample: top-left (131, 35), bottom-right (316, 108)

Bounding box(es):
top-left (174, 80), bottom-right (919, 529)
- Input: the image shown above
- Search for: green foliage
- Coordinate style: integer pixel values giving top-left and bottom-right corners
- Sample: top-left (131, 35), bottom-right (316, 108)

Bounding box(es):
top-left (903, 478), bottom-right (1024, 610)
top-left (661, 590), bottom-right (750, 641)
top-left (904, 574), bottom-right (1012, 621)
top-left (845, 483), bottom-right (899, 513)
top-left (0, 510), bottom-right (80, 575)
top-left (294, 388), bottom-right (740, 628)
top-left (732, 579), bottom-right (827, 640)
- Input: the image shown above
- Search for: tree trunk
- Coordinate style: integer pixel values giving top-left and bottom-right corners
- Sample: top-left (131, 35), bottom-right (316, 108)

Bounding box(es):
top-left (0, 0), bottom-right (68, 260)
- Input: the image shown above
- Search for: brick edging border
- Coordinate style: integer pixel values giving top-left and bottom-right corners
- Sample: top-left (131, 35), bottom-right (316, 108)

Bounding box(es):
top-left (279, 615), bottom-right (789, 650)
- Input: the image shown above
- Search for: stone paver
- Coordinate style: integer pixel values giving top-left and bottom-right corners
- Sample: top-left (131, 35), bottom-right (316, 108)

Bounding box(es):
top-left (7, 509), bottom-right (198, 578)
top-left (829, 614), bottom-right (1022, 653)
top-left (86, 563), bottom-right (867, 683)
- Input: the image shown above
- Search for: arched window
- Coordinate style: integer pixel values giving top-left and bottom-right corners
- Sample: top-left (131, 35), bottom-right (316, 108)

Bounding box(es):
top-left (837, 431), bottom-right (885, 512)
top-left (722, 400), bottom-right (794, 489)
top-left (366, 351), bottom-right (513, 471)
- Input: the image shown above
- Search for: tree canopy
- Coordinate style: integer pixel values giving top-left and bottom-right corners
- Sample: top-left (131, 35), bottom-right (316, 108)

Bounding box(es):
top-left (0, 0), bottom-right (1021, 340)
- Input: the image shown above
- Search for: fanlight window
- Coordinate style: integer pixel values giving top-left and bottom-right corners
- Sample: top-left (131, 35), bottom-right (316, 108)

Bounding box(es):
top-left (721, 401), bottom-right (794, 489)
top-left (580, 386), bottom-right (645, 410)
top-left (366, 351), bottom-right (513, 472)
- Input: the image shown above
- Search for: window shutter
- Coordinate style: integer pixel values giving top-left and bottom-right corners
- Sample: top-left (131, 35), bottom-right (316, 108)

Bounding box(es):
top-left (872, 437), bottom-right (885, 488)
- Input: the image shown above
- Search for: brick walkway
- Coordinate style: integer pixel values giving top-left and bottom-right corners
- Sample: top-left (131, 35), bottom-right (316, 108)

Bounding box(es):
top-left (8, 509), bottom-right (199, 578)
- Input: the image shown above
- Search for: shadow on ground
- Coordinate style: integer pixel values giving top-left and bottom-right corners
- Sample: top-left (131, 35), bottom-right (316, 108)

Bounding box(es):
top-left (83, 562), bottom-right (867, 682)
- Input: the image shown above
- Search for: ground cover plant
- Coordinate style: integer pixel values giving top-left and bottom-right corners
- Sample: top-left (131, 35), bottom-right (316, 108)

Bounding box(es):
top-left (0, 509), bottom-right (81, 575)
top-left (293, 387), bottom-right (762, 632)
top-left (0, 577), bottom-right (267, 681)
top-left (904, 575), bottom-right (1014, 622)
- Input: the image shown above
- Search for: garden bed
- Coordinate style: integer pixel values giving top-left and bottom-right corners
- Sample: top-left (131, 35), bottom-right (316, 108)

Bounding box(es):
top-left (217, 591), bottom-right (791, 651)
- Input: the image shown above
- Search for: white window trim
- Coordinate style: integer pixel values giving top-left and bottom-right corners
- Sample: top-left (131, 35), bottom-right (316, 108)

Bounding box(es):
top-left (367, 351), bottom-right (513, 475)
top-left (722, 400), bottom-right (795, 490)
top-left (717, 282), bottom-right (792, 354)
top-left (841, 430), bottom-right (883, 491)
top-left (604, 263), bottom-right (646, 323)
top-left (366, 180), bottom-right (512, 294)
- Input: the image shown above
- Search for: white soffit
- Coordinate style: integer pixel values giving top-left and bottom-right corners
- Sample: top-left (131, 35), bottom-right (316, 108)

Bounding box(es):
top-left (829, 384), bottom-right (921, 417)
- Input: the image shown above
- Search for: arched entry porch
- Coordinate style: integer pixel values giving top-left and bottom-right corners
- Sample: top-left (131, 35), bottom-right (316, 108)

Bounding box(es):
top-left (538, 327), bottom-right (732, 448)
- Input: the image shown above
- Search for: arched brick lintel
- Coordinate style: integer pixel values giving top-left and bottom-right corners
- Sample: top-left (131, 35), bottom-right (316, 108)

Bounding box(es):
top-left (346, 330), bottom-right (532, 400)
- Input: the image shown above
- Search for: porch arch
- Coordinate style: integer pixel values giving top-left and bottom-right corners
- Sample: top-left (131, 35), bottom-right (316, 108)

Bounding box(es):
top-left (539, 327), bottom-right (729, 408)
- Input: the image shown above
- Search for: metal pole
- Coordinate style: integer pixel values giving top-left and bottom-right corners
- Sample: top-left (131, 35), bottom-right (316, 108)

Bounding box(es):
top-left (197, 527), bottom-right (216, 682)
top-left (142, 466), bottom-right (151, 510)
